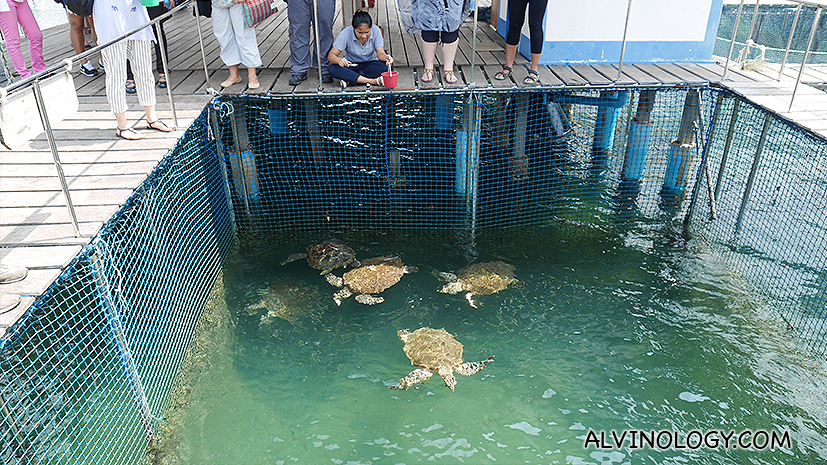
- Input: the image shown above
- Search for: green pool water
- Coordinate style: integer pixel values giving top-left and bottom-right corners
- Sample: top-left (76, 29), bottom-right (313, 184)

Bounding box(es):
top-left (151, 226), bottom-right (827, 465)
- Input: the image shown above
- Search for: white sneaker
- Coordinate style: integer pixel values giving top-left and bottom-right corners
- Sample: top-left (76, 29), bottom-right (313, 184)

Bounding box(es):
top-left (0, 263), bottom-right (27, 284)
top-left (340, 79), bottom-right (348, 88)
top-left (80, 62), bottom-right (98, 77)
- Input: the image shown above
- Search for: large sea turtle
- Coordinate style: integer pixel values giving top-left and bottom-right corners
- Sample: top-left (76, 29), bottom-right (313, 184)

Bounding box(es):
top-left (436, 261), bottom-right (516, 308)
top-left (325, 256), bottom-right (418, 305)
top-left (390, 327), bottom-right (494, 391)
top-left (244, 279), bottom-right (324, 326)
top-left (281, 240), bottom-right (360, 275)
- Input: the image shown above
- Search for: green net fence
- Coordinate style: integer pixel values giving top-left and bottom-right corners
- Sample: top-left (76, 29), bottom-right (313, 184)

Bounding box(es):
top-left (0, 112), bottom-right (234, 464)
top-left (1, 85), bottom-right (826, 464)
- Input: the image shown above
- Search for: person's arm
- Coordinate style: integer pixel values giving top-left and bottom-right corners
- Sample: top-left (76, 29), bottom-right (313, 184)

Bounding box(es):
top-left (328, 47), bottom-right (350, 67)
top-left (376, 47), bottom-right (393, 65)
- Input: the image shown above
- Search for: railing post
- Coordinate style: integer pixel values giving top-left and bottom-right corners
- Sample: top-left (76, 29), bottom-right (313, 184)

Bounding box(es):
top-left (735, 113), bottom-right (771, 235)
top-left (313, 0), bottom-right (323, 89)
top-left (155, 23), bottom-right (178, 129)
top-left (789, 6), bottom-right (821, 112)
top-left (778, 4), bottom-right (801, 81)
top-left (722, 0), bottom-right (746, 80)
top-left (192, 0), bottom-right (213, 92)
top-left (469, 0), bottom-right (479, 86)
top-left (617, 0), bottom-right (633, 82)
top-left (32, 79), bottom-right (81, 238)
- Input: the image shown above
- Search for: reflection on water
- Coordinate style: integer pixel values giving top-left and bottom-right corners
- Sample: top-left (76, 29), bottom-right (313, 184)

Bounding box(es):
top-left (151, 227), bottom-right (827, 464)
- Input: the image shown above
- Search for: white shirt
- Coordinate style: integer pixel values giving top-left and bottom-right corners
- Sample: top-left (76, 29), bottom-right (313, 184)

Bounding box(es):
top-left (92, 0), bottom-right (155, 44)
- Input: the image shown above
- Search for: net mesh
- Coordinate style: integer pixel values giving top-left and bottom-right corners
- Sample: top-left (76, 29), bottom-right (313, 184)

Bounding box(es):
top-left (2, 86), bottom-right (827, 464)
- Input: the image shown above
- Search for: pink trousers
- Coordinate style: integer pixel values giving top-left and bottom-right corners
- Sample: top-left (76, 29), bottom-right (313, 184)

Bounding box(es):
top-left (0, 0), bottom-right (45, 79)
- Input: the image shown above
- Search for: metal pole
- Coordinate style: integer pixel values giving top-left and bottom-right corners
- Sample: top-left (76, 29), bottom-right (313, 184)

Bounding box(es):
top-left (32, 79), bottom-right (81, 238)
top-left (723, 0), bottom-right (746, 80)
top-left (617, 0), bottom-right (633, 82)
top-left (714, 98), bottom-right (739, 202)
top-left (746, 0), bottom-right (761, 44)
top-left (735, 113), bottom-right (771, 235)
top-left (778, 4), bottom-right (801, 81)
top-left (313, 0), bottom-right (323, 89)
top-left (789, 6), bottom-right (821, 112)
top-left (155, 22), bottom-right (178, 129)
top-left (469, 0), bottom-right (479, 86)
top-left (192, 0), bottom-right (213, 92)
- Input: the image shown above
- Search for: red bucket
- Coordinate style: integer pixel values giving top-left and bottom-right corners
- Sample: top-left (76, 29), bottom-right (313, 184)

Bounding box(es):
top-left (381, 71), bottom-right (398, 89)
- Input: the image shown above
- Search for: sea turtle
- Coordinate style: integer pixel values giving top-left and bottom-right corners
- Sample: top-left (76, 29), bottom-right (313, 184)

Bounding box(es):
top-left (281, 240), bottom-right (360, 275)
top-left (437, 261), bottom-right (516, 308)
top-left (245, 279), bottom-right (324, 326)
top-left (390, 327), bottom-right (494, 391)
top-left (325, 256), bottom-right (418, 305)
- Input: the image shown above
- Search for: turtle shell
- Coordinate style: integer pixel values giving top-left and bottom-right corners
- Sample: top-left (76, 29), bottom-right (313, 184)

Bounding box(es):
top-left (343, 256), bottom-right (405, 295)
top-left (306, 241), bottom-right (357, 272)
top-left (456, 261), bottom-right (516, 295)
top-left (400, 327), bottom-right (464, 370)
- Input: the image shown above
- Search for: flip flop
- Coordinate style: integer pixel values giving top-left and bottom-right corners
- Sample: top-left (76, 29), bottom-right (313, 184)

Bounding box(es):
top-left (116, 127), bottom-right (144, 140)
top-left (421, 68), bottom-right (434, 83)
top-left (444, 70), bottom-right (457, 84)
top-left (146, 119), bottom-right (175, 132)
top-left (494, 66), bottom-right (512, 80)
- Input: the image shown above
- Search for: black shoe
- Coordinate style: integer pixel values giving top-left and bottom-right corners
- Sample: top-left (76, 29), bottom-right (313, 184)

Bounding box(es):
top-left (321, 74), bottom-right (333, 84)
top-left (125, 79), bottom-right (137, 94)
top-left (80, 62), bottom-right (98, 77)
top-left (288, 73), bottom-right (307, 85)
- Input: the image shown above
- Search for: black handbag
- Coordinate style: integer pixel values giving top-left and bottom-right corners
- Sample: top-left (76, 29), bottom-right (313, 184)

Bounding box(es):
top-left (62, 0), bottom-right (94, 16)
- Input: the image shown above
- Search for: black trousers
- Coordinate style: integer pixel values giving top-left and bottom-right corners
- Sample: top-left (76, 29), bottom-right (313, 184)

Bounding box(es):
top-left (126, 4), bottom-right (169, 79)
top-left (505, 0), bottom-right (547, 55)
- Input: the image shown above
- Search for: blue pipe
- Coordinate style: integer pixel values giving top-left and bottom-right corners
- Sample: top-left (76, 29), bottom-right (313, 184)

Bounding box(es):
top-left (592, 91), bottom-right (630, 156)
top-left (622, 122), bottom-right (654, 180)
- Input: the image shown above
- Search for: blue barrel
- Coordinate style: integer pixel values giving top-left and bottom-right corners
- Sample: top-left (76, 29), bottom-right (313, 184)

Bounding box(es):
top-left (622, 122), bottom-right (654, 181)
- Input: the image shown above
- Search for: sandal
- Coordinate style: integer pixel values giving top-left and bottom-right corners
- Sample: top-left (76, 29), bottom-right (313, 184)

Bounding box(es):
top-left (494, 66), bottom-right (512, 80)
top-left (421, 68), bottom-right (434, 83)
top-left (146, 119), bottom-right (175, 132)
top-left (116, 127), bottom-right (144, 140)
top-left (523, 69), bottom-right (539, 86)
top-left (444, 70), bottom-right (457, 84)
top-left (125, 79), bottom-right (136, 94)
top-left (158, 73), bottom-right (167, 89)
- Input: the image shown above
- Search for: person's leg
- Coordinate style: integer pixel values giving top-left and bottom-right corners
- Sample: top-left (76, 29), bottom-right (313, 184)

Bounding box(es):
top-left (527, 0), bottom-right (547, 72)
top-left (212, 5), bottom-right (242, 82)
top-left (504, 0), bottom-right (529, 69)
top-left (15, 1), bottom-right (45, 73)
top-left (288, 0), bottom-right (312, 77)
top-left (68, 12), bottom-right (91, 67)
top-left (440, 30), bottom-right (459, 75)
top-left (420, 31), bottom-right (438, 82)
top-left (0, 7), bottom-right (29, 78)
top-left (227, 2), bottom-right (261, 84)
top-left (328, 62), bottom-right (361, 84)
top-left (129, 40), bottom-right (156, 109)
top-left (315, 0), bottom-right (335, 77)
top-left (360, 60), bottom-right (388, 79)
top-left (102, 42), bottom-right (141, 138)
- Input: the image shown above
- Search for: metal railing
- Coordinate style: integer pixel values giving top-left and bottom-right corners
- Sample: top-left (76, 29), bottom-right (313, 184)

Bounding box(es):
top-left (721, 0), bottom-right (826, 110)
top-left (0, 0), bottom-right (212, 238)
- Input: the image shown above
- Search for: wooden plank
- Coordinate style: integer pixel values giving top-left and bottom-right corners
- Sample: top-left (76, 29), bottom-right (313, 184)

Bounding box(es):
top-left (0, 222), bottom-right (102, 245)
top-left (393, 67), bottom-right (416, 90)
top-left (0, 206), bottom-right (119, 226)
top-left (536, 65), bottom-right (564, 87)
top-left (699, 61), bottom-right (756, 82)
top-left (632, 63), bottom-right (681, 84)
top-left (590, 63), bottom-right (635, 85)
top-left (655, 62), bottom-right (706, 85)
top-left (1, 246), bottom-right (83, 269)
top-left (614, 63), bottom-right (660, 85)
top-left (1, 175), bottom-right (148, 192)
top-left (1, 161), bottom-right (159, 177)
top-left (674, 62), bottom-right (723, 83)
top-left (483, 65), bottom-right (515, 88)
top-left (0, 269), bottom-right (61, 296)
top-left (569, 64), bottom-right (613, 85)
top-left (548, 65), bottom-right (587, 86)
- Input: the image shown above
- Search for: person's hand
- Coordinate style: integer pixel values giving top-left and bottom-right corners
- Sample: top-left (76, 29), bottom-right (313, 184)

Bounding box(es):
top-left (338, 58), bottom-right (351, 67)
top-left (386, 55), bottom-right (394, 66)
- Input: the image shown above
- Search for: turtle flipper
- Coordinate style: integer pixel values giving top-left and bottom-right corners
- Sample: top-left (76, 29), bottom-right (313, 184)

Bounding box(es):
top-left (281, 253), bottom-right (306, 266)
top-left (333, 288), bottom-right (352, 306)
top-left (390, 369), bottom-right (433, 390)
top-left (456, 356), bottom-right (494, 376)
top-left (355, 294), bottom-right (384, 305)
top-left (438, 366), bottom-right (457, 391)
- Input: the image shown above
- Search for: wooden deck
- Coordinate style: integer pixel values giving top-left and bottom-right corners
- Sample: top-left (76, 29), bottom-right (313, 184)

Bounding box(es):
top-left (2, 2), bottom-right (827, 336)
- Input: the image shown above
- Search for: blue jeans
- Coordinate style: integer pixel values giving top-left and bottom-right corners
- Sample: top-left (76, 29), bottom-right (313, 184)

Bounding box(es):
top-left (328, 60), bottom-right (387, 84)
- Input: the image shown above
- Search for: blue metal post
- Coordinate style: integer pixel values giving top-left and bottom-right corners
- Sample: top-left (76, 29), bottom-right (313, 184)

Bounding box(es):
top-left (621, 89), bottom-right (656, 181)
top-left (663, 89), bottom-right (701, 197)
top-left (592, 91), bottom-right (629, 159)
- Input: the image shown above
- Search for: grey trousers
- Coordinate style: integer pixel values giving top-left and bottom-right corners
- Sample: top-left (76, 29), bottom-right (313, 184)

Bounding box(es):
top-left (288, 0), bottom-right (335, 76)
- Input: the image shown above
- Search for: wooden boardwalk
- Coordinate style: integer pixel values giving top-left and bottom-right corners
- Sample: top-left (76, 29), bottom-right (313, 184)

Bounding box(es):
top-left (2, 2), bottom-right (827, 336)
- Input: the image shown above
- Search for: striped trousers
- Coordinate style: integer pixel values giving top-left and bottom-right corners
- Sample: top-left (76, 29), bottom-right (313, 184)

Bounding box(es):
top-left (101, 40), bottom-right (155, 114)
